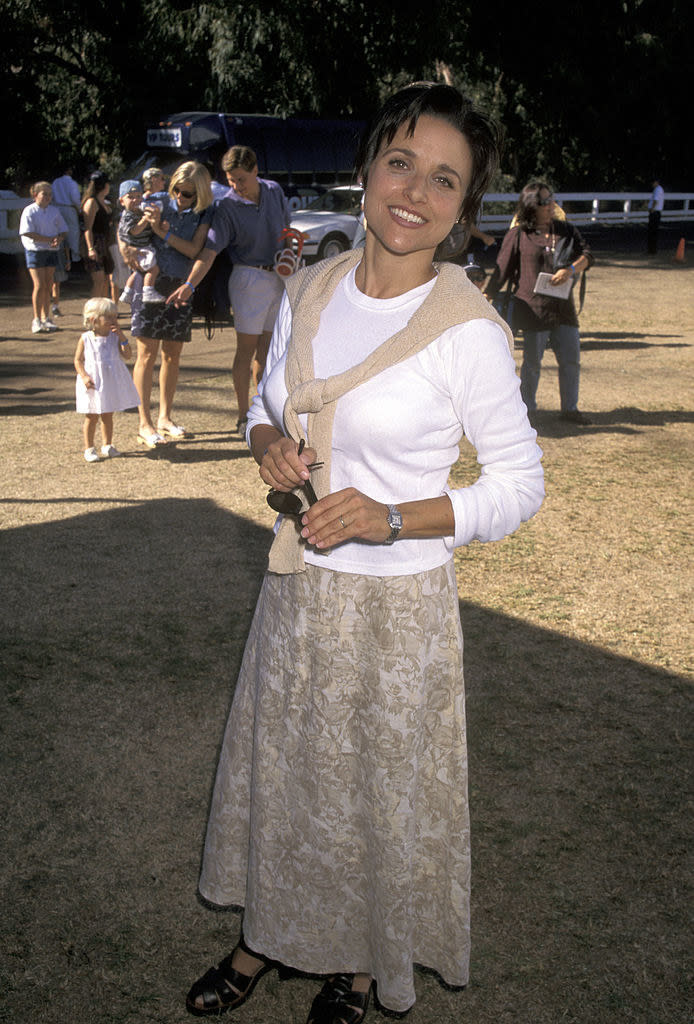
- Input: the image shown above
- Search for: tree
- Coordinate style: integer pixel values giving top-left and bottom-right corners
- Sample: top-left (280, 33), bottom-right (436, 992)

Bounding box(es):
top-left (1, 0), bottom-right (213, 187)
top-left (195, 0), bottom-right (465, 117)
top-left (2, 0), bottom-right (690, 193)
top-left (458, 0), bottom-right (692, 188)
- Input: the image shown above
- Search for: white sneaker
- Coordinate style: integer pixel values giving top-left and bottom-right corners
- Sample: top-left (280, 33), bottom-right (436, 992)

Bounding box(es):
top-left (41, 318), bottom-right (58, 332)
top-left (84, 447), bottom-right (100, 463)
top-left (100, 444), bottom-right (121, 458)
top-left (31, 317), bottom-right (43, 334)
top-left (51, 304), bottom-right (62, 317)
top-left (119, 287), bottom-right (134, 304)
top-left (142, 285), bottom-right (166, 303)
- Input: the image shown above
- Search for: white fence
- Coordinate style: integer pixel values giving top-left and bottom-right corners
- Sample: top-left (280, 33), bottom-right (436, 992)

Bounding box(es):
top-left (479, 192), bottom-right (694, 230)
top-left (0, 191), bottom-right (31, 254)
top-left (2, 189), bottom-right (693, 255)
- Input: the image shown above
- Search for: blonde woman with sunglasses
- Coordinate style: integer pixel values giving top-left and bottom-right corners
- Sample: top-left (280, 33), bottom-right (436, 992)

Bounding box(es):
top-left (120, 161), bottom-right (213, 445)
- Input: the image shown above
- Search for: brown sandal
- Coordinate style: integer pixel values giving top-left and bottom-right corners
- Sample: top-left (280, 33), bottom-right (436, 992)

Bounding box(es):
top-left (186, 936), bottom-right (289, 1016)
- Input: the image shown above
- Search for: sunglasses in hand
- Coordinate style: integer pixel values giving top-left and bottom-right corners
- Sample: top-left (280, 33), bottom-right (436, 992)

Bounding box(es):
top-left (266, 439), bottom-right (322, 516)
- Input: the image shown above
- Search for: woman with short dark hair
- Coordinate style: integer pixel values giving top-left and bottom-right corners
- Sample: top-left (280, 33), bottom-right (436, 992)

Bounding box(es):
top-left (186, 83), bottom-right (544, 1023)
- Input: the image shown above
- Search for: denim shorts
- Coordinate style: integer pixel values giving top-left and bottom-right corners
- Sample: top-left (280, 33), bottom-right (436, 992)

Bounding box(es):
top-left (25, 249), bottom-right (59, 269)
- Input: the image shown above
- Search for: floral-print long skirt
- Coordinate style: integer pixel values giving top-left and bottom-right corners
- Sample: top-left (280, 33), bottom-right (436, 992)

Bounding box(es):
top-left (199, 559), bottom-right (470, 1012)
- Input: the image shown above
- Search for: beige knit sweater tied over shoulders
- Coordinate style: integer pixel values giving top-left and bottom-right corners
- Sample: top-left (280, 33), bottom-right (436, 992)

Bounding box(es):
top-left (267, 248), bottom-right (514, 575)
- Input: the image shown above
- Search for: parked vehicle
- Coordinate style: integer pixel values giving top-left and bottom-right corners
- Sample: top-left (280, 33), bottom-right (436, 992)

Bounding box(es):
top-left (126, 111), bottom-right (365, 210)
top-left (290, 185), bottom-right (363, 260)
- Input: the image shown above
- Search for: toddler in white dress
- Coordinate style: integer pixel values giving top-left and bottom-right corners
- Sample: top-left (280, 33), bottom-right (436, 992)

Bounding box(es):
top-left (74, 298), bottom-right (140, 462)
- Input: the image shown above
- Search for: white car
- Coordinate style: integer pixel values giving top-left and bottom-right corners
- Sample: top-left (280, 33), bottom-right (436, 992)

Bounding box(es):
top-left (290, 186), bottom-right (363, 261)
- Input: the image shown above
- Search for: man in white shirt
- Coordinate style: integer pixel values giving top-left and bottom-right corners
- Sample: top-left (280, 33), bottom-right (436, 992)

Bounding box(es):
top-left (51, 166), bottom-right (82, 262)
top-left (647, 179), bottom-right (665, 254)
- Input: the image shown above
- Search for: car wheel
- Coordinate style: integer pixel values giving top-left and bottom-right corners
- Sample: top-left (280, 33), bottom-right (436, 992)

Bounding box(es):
top-left (317, 232), bottom-right (350, 259)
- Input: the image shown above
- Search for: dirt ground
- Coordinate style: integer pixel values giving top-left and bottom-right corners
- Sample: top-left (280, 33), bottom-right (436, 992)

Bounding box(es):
top-left (1, 237), bottom-right (692, 1024)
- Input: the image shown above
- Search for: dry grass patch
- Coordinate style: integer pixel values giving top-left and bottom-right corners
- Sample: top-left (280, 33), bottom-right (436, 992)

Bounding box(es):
top-left (1, 251), bottom-right (692, 1023)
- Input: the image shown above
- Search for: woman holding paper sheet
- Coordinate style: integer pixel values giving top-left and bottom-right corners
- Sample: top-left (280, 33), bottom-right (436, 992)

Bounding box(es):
top-left (485, 180), bottom-right (593, 424)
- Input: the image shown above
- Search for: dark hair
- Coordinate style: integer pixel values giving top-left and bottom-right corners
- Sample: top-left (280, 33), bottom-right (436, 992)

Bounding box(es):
top-left (356, 81), bottom-right (501, 227)
top-left (82, 171), bottom-right (110, 205)
top-left (222, 146), bottom-right (257, 173)
top-left (516, 179), bottom-right (554, 231)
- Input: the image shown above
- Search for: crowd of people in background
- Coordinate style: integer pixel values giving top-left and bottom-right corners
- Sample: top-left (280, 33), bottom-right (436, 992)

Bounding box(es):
top-left (17, 153), bottom-right (296, 460)
top-left (19, 152), bottom-right (670, 464)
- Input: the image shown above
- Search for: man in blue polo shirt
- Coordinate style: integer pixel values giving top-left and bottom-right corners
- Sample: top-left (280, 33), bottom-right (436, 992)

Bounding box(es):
top-left (168, 146), bottom-right (290, 431)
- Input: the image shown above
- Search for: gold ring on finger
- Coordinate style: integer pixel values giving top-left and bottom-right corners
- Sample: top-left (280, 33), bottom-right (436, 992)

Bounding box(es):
top-left (339, 515), bottom-right (346, 529)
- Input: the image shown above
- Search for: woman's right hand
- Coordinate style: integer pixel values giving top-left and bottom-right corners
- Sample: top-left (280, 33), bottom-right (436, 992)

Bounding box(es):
top-left (260, 436), bottom-right (317, 492)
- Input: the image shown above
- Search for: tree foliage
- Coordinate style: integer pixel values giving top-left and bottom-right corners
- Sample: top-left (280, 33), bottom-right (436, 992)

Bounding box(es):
top-left (1, 0), bottom-right (689, 193)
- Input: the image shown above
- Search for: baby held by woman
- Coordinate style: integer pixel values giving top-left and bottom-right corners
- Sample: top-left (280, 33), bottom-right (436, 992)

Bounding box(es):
top-left (117, 180), bottom-right (165, 304)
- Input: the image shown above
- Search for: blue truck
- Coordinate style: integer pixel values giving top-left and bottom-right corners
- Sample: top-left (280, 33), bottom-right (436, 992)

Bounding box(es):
top-left (127, 111), bottom-right (365, 210)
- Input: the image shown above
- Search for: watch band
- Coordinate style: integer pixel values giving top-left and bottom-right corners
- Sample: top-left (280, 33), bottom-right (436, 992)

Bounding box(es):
top-left (384, 503), bottom-right (402, 545)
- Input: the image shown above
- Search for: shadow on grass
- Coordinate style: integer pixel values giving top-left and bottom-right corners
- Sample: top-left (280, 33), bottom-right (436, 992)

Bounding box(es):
top-left (0, 362), bottom-right (236, 421)
top-left (511, 334), bottom-right (689, 352)
top-left (132, 436), bottom-right (251, 464)
top-left (0, 500), bottom-right (690, 1024)
top-left (532, 405), bottom-right (694, 438)
top-left (580, 332), bottom-right (689, 350)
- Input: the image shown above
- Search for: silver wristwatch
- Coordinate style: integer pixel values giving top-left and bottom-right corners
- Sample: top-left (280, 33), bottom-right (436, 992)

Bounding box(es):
top-left (384, 504), bottom-right (402, 545)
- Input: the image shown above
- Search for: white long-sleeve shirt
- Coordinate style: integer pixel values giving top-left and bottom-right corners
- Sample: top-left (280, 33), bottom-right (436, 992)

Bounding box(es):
top-left (247, 266), bottom-right (544, 576)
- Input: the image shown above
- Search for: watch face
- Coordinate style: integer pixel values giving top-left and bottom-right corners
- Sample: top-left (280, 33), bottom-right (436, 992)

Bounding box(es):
top-left (385, 505), bottom-right (402, 543)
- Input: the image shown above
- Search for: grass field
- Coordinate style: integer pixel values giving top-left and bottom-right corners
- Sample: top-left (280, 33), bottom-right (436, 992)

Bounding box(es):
top-left (1, 244), bottom-right (692, 1023)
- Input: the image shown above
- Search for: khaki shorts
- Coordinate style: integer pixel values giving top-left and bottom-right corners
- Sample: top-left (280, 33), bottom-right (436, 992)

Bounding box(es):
top-left (228, 265), bottom-right (285, 335)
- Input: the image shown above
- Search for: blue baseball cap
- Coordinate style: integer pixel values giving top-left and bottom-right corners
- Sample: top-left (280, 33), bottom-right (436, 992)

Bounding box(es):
top-left (119, 179), bottom-right (142, 198)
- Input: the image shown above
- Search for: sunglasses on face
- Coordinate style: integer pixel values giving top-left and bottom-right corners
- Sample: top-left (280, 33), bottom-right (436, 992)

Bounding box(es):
top-left (173, 185), bottom-right (195, 199)
top-left (266, 440), bottom-right (323, 516)
top-left (537, 193), bottom-right (554, 206)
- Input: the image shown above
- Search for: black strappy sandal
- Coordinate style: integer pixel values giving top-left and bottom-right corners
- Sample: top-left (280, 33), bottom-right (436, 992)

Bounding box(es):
top-left (306, 973), bottom-right (372, 1024)
top-left (186, 935), bottom-right (289, 1017)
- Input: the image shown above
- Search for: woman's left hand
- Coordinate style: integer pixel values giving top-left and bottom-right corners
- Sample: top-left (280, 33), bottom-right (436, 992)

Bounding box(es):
top-left (143, 204), bottom-right (162, 228)
top-left (300, 487), bottom-right (390, 549)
